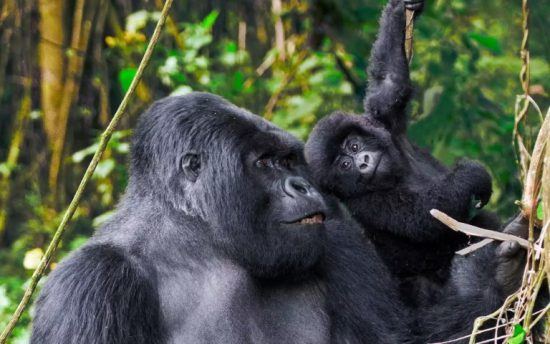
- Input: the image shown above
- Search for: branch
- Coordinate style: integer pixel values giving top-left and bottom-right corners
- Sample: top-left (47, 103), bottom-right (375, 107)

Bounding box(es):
top-left (430, 209), bottom-right (529, 248)
top-left (404, 9), bottom-right (415, 63)
top-left (0, 0), bottom-right (173, 341)
top-left (520, 107), bottom-right (550, 219)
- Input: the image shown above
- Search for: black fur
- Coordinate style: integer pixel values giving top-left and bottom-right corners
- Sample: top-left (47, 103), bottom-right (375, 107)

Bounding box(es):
top-left (31, 92), bottom-right (408, 344)
top-left (305, 0), bottom-right (501, 290)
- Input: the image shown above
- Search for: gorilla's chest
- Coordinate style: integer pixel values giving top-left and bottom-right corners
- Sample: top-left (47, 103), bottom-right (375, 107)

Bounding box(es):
top-left (157, 261), bottom-right (330, 344)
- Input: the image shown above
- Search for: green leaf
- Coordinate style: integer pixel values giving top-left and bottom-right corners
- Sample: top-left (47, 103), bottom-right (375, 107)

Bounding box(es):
top-left (201, 11), bottom-right (219, 30)
top-left (118, 67), bottom-right (137, 93)
top-left (92, 211), bottom-right (115, 228)
top-left (71, 143), bottom-right (99, 163)
top-left (509, 324), bottom-right (526, 344)
top-left (468, 32), bottom-right (502, 54)
top-left (0, 162), bottom-right (10, 177)
top-left (93, 159), bottom-right (116, 179)
top-left (536, 201), bottom-right (544, 221)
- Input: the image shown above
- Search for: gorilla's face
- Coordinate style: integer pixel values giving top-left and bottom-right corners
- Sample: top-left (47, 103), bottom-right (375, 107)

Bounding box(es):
top-left (131, 93), bottom-right (329, 279)
top-left (333, 131), bottom-right (398, 194)
top-left (227, 133), bottom-right (329, 279)
top-left (305, 112), bottom-right (404, 199)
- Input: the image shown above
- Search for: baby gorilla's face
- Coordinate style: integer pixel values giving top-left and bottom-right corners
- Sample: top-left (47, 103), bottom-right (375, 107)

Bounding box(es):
top-left (333, 131), bottom-right (401, 196)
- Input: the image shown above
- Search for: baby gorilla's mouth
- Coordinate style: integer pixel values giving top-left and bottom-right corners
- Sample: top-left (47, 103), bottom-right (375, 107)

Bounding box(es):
top-left (296, 213), bottom-right (325, 225)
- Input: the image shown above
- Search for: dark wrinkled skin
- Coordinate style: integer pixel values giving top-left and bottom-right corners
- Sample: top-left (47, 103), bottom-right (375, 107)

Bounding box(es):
top-left (305, 0), bottom-right (501, 299)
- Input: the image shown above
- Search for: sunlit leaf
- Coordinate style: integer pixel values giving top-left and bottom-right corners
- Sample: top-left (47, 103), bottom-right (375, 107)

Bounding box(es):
top-left (537, 201), bottom-right (544, 221)
top-left (170, 85), bottom-right (193, 96)
top-left (201, 11), bottom-right (219, 30)
top-left (23, 248), bottom-right (43, 270)
top-left (118, 67), bottom-right (137, 93)
top-left (93, 159), bottom-right (116, 179)
top-left (468, 32), bottom-right (502, 54)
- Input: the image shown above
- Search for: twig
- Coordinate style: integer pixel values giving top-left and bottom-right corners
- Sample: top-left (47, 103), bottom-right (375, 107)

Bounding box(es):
top-left (0, 0), bottom-right (173, 342)
top-left (430, 209), bottom-right (529, 248)
top-left (456, 238), bottom-right (494, 256)
top-left (404, 9), bottom-right (415, 63)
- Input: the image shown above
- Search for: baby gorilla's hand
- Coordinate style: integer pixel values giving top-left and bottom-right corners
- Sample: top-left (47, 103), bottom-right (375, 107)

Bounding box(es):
top-left (404, 0), bottom-right (424, 12)
top-left (453, 159), bottom-right (493, 212)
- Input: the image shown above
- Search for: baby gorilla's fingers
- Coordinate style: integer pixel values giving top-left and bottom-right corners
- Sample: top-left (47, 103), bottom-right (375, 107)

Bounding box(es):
top-left (503, 213), bottom-right (529, 237)
top-left (496, 240), bottom-right (521, 258)
top-left (404, 0), bottom-right (424, 12)
top-left (496, 213), bottom-right (529, 258)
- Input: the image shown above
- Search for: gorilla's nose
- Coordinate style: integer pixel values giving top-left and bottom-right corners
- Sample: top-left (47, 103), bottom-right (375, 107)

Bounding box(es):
top-left (283, 176), bottom-right (317, 199)
top-left (356, 152), bottom-right (371, 172)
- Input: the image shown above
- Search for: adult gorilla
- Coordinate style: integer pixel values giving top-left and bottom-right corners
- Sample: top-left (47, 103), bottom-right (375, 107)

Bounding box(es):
top-left (30, 92), bottom-right (525, 343)
top-left (30, 92), bottom-right (405, 343)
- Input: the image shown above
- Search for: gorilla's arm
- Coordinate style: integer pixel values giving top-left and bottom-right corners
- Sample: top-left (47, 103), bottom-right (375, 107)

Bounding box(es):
top-left (364, 0), bottom-right (421, 133)
top-left (324, 215), bottom-right (410, 343)
top-left (31, 244), bottom-right (161, 344)
top-left (417, 216), bottom-right (528, 342)
top-left (358, 159), bottom-right (493, 242)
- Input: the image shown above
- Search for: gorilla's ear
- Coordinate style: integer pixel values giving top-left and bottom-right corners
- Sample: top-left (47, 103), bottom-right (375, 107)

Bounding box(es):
top-left (181, 153), bottom-right (201, 182)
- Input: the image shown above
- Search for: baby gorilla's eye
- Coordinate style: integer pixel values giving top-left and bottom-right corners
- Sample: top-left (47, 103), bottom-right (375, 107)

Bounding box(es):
top-left (350, 143), bottom-right (359, 153)
top-left (340, 160), bottom-right (352, 170)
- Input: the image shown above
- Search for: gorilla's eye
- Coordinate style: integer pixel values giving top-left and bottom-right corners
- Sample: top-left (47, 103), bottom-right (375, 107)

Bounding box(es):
top-left (340, 160), bottom-right (351, 170)
top-left (350, 143), bottom-right (359, 153)
top-left (276, 154), bottom-right (296, 169)
top-left (255, 158), bottom-right (272, 169)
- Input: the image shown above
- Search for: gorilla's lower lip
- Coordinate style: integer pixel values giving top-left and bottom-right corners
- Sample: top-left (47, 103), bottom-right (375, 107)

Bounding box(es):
top-left (294, 212), bottom-right (325, 225)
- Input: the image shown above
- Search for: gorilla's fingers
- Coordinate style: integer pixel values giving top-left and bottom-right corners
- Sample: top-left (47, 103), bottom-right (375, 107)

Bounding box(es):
top-left (502, 213), bottom-right (529, 237)
top-left (496, 240), bottom-right (521, 258)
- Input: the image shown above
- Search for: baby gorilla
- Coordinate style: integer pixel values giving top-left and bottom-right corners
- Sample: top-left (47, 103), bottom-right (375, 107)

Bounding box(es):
top-left (305, 0), bottom-right (499, 291)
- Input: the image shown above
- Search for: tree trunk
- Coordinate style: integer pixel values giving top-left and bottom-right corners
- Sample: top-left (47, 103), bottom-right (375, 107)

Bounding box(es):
top-left (38, 0), bottom-right (65, 200)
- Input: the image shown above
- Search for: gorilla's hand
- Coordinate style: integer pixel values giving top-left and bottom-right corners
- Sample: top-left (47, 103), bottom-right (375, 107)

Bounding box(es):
top-left (495, 214), bottom-right (529, 296)
top-left (404, 0), bottom-right (424, 12)
top-left (453, 159), bottom-right (493, 212)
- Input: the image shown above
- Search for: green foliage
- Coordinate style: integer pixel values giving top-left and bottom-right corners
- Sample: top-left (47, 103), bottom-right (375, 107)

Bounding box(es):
top-left (509, 324), bottom-right (526, 344)
top-left (537, 201), bottom-right (544, 221)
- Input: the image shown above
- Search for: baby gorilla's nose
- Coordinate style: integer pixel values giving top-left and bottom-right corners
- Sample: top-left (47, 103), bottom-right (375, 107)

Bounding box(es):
top-left (356, 152), bottom-right (371, 172)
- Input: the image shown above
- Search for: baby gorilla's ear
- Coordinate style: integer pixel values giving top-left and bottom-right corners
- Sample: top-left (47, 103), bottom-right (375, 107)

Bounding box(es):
top-left (181, 153), bottom-right (201, 182)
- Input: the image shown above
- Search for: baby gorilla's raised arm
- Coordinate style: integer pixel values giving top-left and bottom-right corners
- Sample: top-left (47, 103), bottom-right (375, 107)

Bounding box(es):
top-left (364, 0), bottom-right (423, 134)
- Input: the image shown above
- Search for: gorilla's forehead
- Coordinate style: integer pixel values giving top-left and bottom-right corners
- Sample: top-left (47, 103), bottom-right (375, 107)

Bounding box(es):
top-left (137, 93), bottom-right (304, 158)
top-left (177, 93), bottom-right (303, 151)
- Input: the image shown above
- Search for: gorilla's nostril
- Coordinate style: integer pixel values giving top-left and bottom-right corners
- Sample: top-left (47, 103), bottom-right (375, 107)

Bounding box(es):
top-left (284, 177), bottom-right (312, 197)
top-left (291, 180), bottom-right (308, 194)
top-left (359, 163), bottom-right (369, 171)
top-left (363, 154), bottom-right (370, 164)
top-left (295, 185), bottom-right (307, 194)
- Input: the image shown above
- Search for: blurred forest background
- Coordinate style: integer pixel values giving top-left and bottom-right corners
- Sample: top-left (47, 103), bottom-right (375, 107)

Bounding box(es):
top-left (0, 0), bottom-right (548, 340)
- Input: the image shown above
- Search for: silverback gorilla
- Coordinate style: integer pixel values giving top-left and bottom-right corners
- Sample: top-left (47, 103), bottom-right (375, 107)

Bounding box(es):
top-left (31, 93), bottom-right (406, 343)
top-left (305, 0), bottom-right (501, 296)
top-left (31, 93), bottom-right (524, 343)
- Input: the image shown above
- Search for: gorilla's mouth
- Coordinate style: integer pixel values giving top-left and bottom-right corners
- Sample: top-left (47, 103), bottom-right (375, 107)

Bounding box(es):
top-left (295, 212), bottom-right (325, 225)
